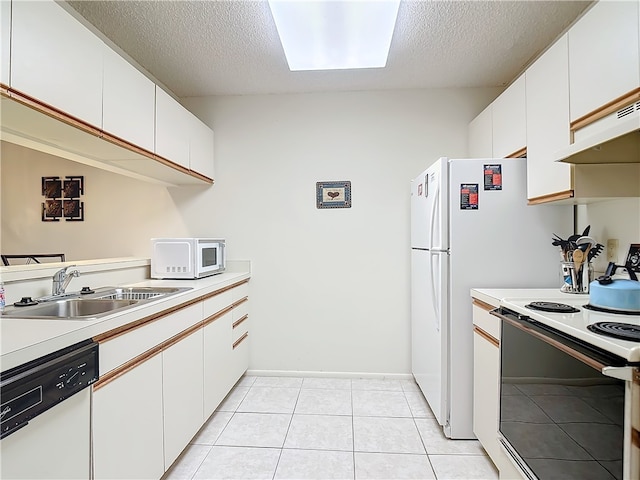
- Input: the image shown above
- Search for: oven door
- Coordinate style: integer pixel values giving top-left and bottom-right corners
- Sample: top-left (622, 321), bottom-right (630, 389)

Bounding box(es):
top-left (492, 308), bottom-right (635, 480)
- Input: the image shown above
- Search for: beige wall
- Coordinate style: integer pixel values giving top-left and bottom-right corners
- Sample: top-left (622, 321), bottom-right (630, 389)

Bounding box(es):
top-left (0, 141), bottom-right (189, 261)
top-left (1, 87), bottom-right (499, 375)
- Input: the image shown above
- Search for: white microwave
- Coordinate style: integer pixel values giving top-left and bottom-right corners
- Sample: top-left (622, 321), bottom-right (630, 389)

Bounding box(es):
top-left (151, 238), bottom-right (225, 279)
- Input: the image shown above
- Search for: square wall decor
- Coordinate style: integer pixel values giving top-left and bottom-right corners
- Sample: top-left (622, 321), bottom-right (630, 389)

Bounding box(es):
top-left (316, 181), bottom-right (351, 209)
top-left (42, 175), bottom-right (84, 221)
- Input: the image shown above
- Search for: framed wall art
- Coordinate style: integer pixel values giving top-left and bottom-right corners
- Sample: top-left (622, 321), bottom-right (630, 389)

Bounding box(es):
top-left (316, 181), bottom-right (351, 209)
top-left (41, 175), bottom-right (85, 221)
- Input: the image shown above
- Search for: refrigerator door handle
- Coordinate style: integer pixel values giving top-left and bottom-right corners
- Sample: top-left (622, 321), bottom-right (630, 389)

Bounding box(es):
top-left (428, 181), bottom-right (440, 251)
top-left (429, 251), bottom-right (440, 331)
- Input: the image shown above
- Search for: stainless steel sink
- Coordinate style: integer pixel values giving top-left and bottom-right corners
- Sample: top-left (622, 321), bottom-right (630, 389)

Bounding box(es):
top-left (3, 299), bottom-right (139, 319)
top-left (2, 286), bottom-right (192, 320)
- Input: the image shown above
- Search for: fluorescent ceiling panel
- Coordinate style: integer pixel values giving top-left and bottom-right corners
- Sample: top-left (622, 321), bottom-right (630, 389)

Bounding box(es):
top-left (268, 0), bottom-right (401, 71)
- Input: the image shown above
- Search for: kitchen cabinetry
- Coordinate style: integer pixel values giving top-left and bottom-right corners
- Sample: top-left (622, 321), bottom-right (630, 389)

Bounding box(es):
top-left (1, 0), bottom-right (10, 87)
top-left (163, 324), bottom-right (204, 469)
top-left (491, 75), bottom-right (526, 158)
top-left (525, 34), bottom-right (572, 201)
top-left (189, 112), bottom-right (216, 180)
top-left (103, 46), bottom-right (155, 153)
top-left (568, 0), bottom-right (640, 125)
top-left (92, 279), bottom-right (250, 477)
top-left (468, 105), bottom-right (492, 158)
top-left (155, 86), bottom-right (191, 170)
top-left (93, 354), bottom-right (165, 480)
top-left (11, 0), bottom-right (103, 127)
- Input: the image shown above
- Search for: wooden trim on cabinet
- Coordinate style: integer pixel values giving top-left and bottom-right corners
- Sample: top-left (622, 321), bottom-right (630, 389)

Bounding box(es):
top-left (200, 279), bottom-right (250, 302)
top-left (232, 314), bottom-right (249, 329)
top-left (505, 147), bottom-right (527, 159)
top-left (232, 332), bottom-right (249, 349)
top-left (633, 428), bottom-right (640, 448)
top-left (570, 88), bottom-right (640, 134)
top-left (93, 344), bottom-right (163, 391)
top-left (527, 190), bottom-right (574, 205)
top-left (473, 325), bottom-right (499, 348)
top-left (4, 87), bottom-right (215, 185)
top-left (162, 321), bottom-right (203, 351)
top-left (93, 296), bottom-right (202, 344)
top-left (203, 304), bottom-right (234, 328)
top-left (93, 280), bottom-right (249, 344)
top-left (7, 88), bottom-right (102, 138)
top-left (472, 298), bottom-right (496, 312)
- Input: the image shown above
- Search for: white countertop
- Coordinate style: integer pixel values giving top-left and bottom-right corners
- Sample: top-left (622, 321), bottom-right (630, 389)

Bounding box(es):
top-left (1, 270), bottom-right (250, 371)
top-left (470, 287), bottom-right (578, 307)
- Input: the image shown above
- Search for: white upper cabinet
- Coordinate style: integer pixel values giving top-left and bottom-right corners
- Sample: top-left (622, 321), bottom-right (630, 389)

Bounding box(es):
top-left (468, 105), bottom-right (492, 158)
top-left (11, 0), bottom-right (103, 127)
top-left (568, 0), bottom-right (640, 122)
top-left (103, 47), bottom-right (155, 153)
top-left (189, 112), bottom-right (215, 180)
top-left (1, 0), bottom-right (10, 86)
top-left (492, 75), bottom-right (526, 158)
top-left (155, 86), bottom-right (190, 169)
top-left (526, 34), bottom-right (572, 201)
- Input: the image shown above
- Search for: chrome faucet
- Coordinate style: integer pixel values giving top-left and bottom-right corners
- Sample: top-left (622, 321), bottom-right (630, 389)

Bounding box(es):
top-left (52, 266), bottom-right (80, 296)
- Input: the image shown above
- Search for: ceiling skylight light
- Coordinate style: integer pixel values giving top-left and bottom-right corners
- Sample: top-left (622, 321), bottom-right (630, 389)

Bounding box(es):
top-left (268, 0), bottom-right (401, 71)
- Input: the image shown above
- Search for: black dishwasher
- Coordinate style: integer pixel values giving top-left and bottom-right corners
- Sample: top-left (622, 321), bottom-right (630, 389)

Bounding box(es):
top-left (1, 339), bottom-right (99, 439)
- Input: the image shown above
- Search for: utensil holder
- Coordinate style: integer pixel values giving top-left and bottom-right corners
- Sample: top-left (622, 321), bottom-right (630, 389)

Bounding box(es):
top-left (561, 261), bottom-right (594, 294)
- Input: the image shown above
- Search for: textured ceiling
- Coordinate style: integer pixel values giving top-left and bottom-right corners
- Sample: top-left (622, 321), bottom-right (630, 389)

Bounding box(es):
top-left (66, 0), bottom-right (593, 98)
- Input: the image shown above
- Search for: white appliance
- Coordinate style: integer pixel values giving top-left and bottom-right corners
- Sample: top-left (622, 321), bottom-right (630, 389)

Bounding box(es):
top-left (410, 157), bottom-right (572, 439)
top-left (151, 238), bottom-right (225, 279)
top-left (495, 294), bottom-right (640, 479)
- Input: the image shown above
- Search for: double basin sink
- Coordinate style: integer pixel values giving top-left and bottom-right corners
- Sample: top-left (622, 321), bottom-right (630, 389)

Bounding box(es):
top-left (2, 286), bottom-right (192, 320)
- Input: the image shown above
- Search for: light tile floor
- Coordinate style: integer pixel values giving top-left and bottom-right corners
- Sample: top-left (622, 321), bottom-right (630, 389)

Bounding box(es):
top-left (162, 376), bottom-right (498, 480)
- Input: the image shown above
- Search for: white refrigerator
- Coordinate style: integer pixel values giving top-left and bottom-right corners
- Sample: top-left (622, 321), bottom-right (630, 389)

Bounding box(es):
top-left (410, 157), bottom-right (572, 439)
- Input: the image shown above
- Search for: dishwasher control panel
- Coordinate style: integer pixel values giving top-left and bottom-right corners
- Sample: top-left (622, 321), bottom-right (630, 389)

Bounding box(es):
top-left (0, 339), bottom-right (98, 439)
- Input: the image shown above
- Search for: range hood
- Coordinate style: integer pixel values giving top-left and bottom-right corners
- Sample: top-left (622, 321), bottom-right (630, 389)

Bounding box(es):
top-left (555, 105), bottom-right (640, 164)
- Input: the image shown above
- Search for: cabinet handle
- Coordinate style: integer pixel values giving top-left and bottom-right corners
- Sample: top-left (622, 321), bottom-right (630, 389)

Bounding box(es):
top-left (473, 325), bottom-right (499, 348)
top-left (232, 314), bottom-right (248, 329)
top-left (233, 332), bottom-right (248, 349)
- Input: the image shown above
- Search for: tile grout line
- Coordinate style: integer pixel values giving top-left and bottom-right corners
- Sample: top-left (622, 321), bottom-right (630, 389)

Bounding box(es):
top-left (271, 379), bottom-right (303, 480)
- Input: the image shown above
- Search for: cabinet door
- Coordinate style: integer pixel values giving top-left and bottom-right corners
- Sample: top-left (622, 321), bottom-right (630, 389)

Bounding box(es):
top-left (525, 34), bottom-right (572, 201)
top-left (11, 0), bottom-right (103, 127)
top-left (568, 0), bottom-right (640, 121)
top-left (103, 47), bottom-right (155, 152)
top-left (492, 75), bottom-right (526, 158)
top-left (203, 310), bottom-right (233, 418)
top-left (155, 86), bottom-right (190, 169)
top-left (473, 329), bottom-right (500, 462)
top-left (468, 105), bottom-right (492, 157)
top-left (1, 0), bottom-right (10, 86)
top-left (93, 354), bottom-right (164, 480)
top-left (163, 329), bottom-right (204, 470)
top-left (189, 112), bottom-right (215, 179)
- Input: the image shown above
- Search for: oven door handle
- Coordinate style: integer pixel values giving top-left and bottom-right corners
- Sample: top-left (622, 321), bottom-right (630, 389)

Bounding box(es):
top-left (602, 366), bottom-right (635, 381)
top-left (490, 307), bottom-right (609, 371)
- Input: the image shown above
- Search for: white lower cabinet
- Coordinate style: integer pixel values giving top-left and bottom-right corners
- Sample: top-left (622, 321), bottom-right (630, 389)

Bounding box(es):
top-left (204, 310), bottom-right (234, 418)
top-left (163, 328), bottom-right (204, 469)
top-left (93, 354), bottom-right (165, 480)
top-left (92, 280), bottom-right (250, 477)
top-left (472, 299), bottom-right (523, 479)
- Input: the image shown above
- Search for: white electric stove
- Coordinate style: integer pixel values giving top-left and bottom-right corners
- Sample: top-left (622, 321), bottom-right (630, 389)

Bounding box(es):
top-left (501, 295), bottom-right (640, 361)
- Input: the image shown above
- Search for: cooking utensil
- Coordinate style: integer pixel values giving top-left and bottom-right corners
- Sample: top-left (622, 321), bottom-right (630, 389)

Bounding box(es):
top-left (588, 243), bottom-right (605, 261)
top-left (573, 248), bottom-right (585, 272)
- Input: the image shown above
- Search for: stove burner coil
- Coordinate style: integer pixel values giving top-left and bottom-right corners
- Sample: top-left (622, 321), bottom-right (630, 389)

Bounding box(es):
top-left (587, 322), bottom-right (640, 342)
top-left (583, 304), bottom-right (640, 315)
top-left (525, 301), bottom-right (580, 313)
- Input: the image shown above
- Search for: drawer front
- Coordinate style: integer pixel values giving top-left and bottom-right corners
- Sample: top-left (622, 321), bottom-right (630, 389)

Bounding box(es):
top-left (232, 315), bottom-right (250, 344)
top-left (203, 290), bottom-right (233, 319)
top-left (472, 302), bottom-right (500, 341)
top-left (232, 283), bottom-right (249, 302)
top-left (232, 299), bottom-right (249, 322)
top-left (99, 303), bottom-right (203, 374)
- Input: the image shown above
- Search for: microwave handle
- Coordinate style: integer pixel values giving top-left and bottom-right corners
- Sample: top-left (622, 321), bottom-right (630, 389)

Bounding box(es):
top-left (602, 366), bottom-right (635, 382)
